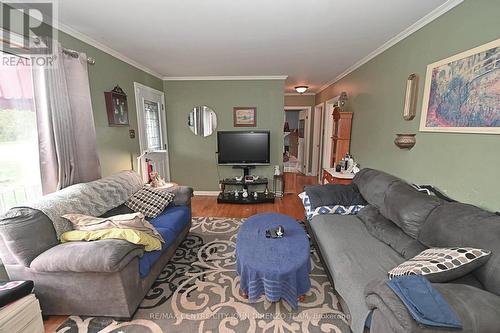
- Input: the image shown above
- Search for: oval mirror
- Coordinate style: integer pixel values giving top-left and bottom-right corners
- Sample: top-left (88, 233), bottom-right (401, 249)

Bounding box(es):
top-left (188, 106), bottom-right (217, 137)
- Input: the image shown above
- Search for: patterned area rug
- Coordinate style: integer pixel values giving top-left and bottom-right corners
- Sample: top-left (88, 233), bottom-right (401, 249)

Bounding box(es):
top-left (56, 217), bottom-right (351, 333)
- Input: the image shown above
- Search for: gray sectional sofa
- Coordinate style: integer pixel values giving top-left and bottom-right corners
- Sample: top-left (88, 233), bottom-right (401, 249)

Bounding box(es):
top-left (0, 171), bottom-right (193, 319)
top-left (308, 168), bottom-right (500, 333)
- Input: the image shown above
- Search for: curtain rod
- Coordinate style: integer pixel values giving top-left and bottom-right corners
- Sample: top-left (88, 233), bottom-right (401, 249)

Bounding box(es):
top-left (61, 48), bottom-right (96, 65)
top-left (31, 36), bottom-right (95, 65)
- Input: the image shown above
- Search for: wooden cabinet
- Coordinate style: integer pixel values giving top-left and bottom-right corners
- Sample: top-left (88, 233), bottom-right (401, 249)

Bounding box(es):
top-left (330, 107), bottom-right (352, 168)
top-left (322, 168), bottom-right (354, 185)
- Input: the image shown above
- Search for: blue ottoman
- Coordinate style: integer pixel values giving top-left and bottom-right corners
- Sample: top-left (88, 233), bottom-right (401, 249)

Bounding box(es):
top-left (236, 212), bottom-right (311, 309)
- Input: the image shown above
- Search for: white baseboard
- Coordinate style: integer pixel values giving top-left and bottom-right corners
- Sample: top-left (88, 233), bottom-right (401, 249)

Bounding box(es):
top-left (194, 191), bottom-right (220, 196)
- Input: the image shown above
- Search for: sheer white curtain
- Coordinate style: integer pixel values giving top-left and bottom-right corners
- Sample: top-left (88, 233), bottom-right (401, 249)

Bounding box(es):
top-left (32, 43), bottom-right (101, 194)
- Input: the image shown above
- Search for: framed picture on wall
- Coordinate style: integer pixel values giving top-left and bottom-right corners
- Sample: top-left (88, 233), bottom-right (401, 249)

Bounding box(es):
top-left (104, 85), bottom-right (129, 126)
top-left (419, 38), bottom-right (500, 134)
top-left (233, 107), bottom-right (257, 127)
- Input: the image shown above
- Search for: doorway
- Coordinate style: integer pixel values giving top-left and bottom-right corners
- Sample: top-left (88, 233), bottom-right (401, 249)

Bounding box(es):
top-left (133, 82), bottom-right (170, 182)
top-left (283, 107), bottom-right (311, 174)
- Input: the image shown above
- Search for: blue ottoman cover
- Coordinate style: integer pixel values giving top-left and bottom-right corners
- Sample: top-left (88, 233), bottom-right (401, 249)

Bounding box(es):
top-left (236, 212), bottom-right (311, 309)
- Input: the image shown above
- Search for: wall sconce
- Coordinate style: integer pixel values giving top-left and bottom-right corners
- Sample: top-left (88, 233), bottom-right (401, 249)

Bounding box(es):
top-left (403, 74), bottom-right (419, 120)
top-left (338, 92), bottom-right (348, 110)
top-left (394, 134), bottom-right (416, 150)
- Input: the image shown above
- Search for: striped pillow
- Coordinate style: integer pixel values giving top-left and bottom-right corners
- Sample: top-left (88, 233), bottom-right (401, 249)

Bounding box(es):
top-left (126, 186), bottom-right (175, 218)
top-left (298, 192), bottom-right (364, 220)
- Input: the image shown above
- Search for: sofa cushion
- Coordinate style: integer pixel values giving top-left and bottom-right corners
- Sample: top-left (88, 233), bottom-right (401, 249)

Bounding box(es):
top-left (382, 181), bottom-right (442, 239)
top-left (419, 202), bottom-right (500, 297)
top-left (126, 186), bottom-right (175, 218)
top-left (357, 205), bottom-right (427, 259)
top-left (352, 168), bottom-right (401, 209)
top-left (166, 186), bottom-right (194, 207)
top-left (0, 207), bottom-right (58, 266)
top-left (388, 247), bottom-right (491, 282)
top-left (309, 213), bottom-right (404, 333)
top-left (30, 239), bottom-right (144, 273)
top-left (139, 205), bottom-right (192, 278)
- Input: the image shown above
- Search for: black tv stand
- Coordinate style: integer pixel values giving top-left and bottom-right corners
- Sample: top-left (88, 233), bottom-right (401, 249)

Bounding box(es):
top-left (217, 166), bottom-right (275, 204)
top-left (232, 165), bottom-right (255, 177)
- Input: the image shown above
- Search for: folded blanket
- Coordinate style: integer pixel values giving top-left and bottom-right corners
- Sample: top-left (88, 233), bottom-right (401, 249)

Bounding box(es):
top-left (60, 228), bottom-right (161, 251)
top-left (387, 276), bottom-right (461, 329)
top-left (62, 212), bottom-right (164, 243)
top-left (304, 184), bottom-right (366, 209)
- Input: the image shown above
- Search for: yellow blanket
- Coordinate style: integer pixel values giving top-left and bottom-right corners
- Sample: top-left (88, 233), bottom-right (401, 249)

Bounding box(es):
top-left (61, 228), bottom-right (162, 251)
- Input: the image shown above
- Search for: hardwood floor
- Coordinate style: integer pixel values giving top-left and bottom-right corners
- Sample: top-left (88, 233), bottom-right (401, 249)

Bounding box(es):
top-left (43, 173), bottom-right (317, 331)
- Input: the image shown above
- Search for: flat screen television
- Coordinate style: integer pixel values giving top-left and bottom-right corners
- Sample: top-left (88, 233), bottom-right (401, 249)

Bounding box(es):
top-left (217, 131), bottom-right (270, 165)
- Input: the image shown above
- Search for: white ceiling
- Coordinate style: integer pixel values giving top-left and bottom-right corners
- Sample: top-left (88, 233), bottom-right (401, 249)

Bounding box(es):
top-left (57, 0), bottom-right (458, 93)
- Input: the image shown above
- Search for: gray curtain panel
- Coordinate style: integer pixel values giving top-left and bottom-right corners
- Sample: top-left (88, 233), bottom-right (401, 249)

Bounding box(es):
top-left (32, 43), bottom-right (101, 194)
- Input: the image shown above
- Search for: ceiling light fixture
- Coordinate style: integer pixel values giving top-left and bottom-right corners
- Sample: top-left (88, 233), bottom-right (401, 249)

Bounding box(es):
top-left (294, 86), bottom-right (308, 94)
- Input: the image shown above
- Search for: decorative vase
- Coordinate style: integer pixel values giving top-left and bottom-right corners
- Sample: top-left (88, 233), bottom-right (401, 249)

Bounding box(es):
top-left (394, 134), bottom-right (416, 150)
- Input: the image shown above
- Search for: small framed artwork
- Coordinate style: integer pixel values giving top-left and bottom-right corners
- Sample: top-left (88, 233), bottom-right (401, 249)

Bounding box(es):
top-left (420, 38), bottom-right (500, 134)
top-left (104, 85), bottom-right (129, 126)
top-left (233, 107), bottom-right (257, 127)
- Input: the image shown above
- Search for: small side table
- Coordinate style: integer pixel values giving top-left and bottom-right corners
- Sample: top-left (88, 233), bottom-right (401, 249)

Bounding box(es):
top-left (273, 174), bottom-right (284, 198)
top-left (322, 168), bottom-right (354, 185)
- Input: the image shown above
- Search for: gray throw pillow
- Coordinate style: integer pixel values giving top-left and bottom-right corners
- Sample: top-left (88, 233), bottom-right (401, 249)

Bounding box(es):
top-left (388, 247), bottom-right (491, 283)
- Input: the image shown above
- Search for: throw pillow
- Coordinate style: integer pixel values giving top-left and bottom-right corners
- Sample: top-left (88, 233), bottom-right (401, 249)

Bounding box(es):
top-left (126, 186), bottom-right (175, 218)
top-left (304, 183), bottom-right (367, 209)
top-left (388, 247), bottom-right (491, 283)
top-left (298, 192), bottom-right (364, 220)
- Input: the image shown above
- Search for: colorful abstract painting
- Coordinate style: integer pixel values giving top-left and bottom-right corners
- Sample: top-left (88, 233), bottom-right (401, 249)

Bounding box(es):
top-left (420, 38), bottom-right (500, 133)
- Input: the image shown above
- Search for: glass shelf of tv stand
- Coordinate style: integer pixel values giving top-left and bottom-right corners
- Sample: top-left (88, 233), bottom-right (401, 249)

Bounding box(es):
top-left (220, 178), bottom-right (269, 186)
top-left (217, 191), bottom-right (275, 204)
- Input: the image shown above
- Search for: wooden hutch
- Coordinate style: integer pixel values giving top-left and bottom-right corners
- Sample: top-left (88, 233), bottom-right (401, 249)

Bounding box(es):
top-left (330, 107), bottom-right (353, 167)
top-left (322, 106), bottom-right (353, 185)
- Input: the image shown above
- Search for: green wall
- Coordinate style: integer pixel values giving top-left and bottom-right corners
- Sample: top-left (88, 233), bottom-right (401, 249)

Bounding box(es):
top-left (316, 0), bottom-right (500, 211)
top-left (57, 31), bottom-right (163, 176)
top-left (163, 80), bottom-right (284, 191)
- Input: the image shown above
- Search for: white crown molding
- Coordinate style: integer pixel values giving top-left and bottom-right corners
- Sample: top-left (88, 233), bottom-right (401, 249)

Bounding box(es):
top-left (193, 191), bottom-right (220, 196)
top-left (54, 22), bottom-right (164, 79)
top-left (317, 0), bottom-right (464, 93)
top-left (163, 75), bottom-right (288, 81)
top-left (284, 92), bottom-right (316, 96)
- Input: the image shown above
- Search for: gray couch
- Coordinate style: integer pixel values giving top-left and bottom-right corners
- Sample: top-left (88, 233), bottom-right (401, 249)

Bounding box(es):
top-left (308, 168), bottom-right (500, 333)
top-left (0, 175), bottom-right (193, 319)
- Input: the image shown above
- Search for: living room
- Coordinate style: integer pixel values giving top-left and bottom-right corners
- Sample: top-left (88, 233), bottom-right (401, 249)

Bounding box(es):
top-left (0, 0), bottom-right (499, 332)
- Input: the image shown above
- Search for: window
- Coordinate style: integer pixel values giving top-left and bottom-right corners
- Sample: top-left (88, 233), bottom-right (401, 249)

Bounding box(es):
top-left (0, 55), bottom-right (42, 213)
top-left (144, 99), bottom-right (161, 150)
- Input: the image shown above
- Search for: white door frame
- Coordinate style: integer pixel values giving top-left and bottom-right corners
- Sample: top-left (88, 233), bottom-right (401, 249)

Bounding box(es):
top-left (313, 102), bottom-right (325, 179)
top-left (133, 82), bottom-right (171, 180)
top-left (284, 106), bottom-right (312, 175)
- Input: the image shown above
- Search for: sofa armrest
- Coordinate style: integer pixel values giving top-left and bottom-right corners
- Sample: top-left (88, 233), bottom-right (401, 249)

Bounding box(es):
top-left (166, 186), bottom-right (193, 207)
top-left (365, 279), bottom-right (500, 333)
top-left (30, 239), bottom-right (144, 273)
